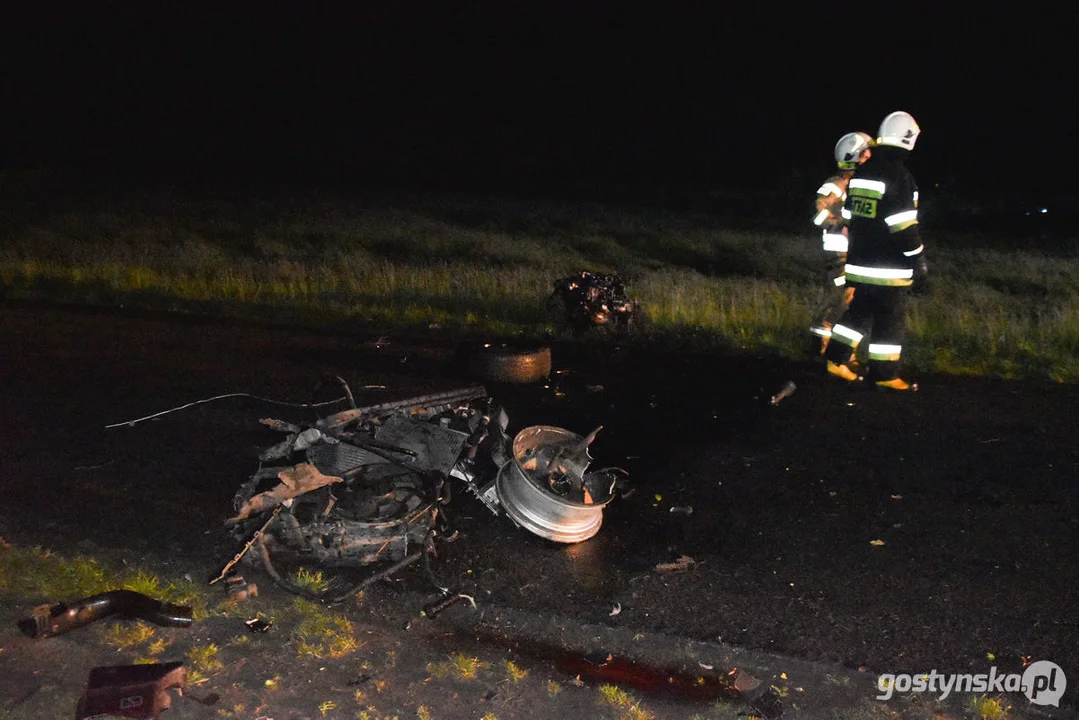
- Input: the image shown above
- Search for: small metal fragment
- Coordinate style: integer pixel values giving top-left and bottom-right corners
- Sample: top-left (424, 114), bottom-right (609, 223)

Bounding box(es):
top-left (769, 382), bottom-right (797, 406)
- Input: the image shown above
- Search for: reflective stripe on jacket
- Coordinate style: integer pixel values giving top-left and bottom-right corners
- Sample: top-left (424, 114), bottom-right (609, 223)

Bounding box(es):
top-left (814, 171), bottom-right (853, 254)
top-left (813, 172), bottom-right (852, 230)
top-left (843, 146), bottom-right (923, 287)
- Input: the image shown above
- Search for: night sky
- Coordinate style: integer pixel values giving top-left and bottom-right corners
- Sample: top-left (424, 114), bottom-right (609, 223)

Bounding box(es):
top-left (5, 3), bottom-right (1076, 215)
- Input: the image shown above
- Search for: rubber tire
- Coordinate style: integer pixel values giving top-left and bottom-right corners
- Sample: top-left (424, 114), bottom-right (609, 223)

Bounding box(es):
top-left (469, 343), bottom-right (552, 384)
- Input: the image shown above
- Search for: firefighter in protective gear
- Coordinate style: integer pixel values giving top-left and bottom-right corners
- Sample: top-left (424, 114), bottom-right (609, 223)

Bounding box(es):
top-left (808, 131), bottom-right (874, 354)
top-left (824, 111), bottom-right (926, 391)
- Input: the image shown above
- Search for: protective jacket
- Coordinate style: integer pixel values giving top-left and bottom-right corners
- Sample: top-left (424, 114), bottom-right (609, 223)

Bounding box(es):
top-left (843, 146), bottom-right (924, 286)
top-left (812, 171), bottom-right (853, 254)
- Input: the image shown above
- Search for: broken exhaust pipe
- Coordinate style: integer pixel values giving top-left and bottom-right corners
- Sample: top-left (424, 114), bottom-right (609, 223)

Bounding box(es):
top-left (18, 590), bottom-right (194, 639)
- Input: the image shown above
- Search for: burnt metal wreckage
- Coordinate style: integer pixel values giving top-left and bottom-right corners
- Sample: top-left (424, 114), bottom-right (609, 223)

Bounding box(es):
top-left (219, 379), bottom-right (627, 604)
top-left (549, 271), bottom-right (642, 332)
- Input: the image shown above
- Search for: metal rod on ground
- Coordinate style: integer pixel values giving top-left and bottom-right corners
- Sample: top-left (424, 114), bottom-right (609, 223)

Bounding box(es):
top-left (210, 505), bottom-right (284, 585)
top-left (354, 387), bottom-right (488, 417)
top-left (335, 375), bottom-right (356, 409)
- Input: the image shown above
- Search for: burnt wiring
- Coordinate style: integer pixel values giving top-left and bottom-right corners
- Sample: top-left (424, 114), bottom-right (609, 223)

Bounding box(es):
top-left (104, 391), bottom-right (350, 429)
top-left (419, 527), bottom-right (476, 619)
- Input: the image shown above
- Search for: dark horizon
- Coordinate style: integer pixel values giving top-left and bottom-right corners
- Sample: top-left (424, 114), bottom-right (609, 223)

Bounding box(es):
top-left (4, 4), bottom-right (1076, 218)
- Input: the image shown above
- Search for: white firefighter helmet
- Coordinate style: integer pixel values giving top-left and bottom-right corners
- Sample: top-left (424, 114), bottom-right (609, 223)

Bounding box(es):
top-left (834, 132), bottom-right (874, 169)
top-left (877, 111), bottom-right (920, 150)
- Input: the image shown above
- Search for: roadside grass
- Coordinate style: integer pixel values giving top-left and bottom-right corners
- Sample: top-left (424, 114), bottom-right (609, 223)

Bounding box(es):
top-left (0, 542), bottom-right (207, 615)
top-left (2, 188), bottom-right (1078, 380)
top-left (293, 566), bottom-right (329, 594)
top-left (426, 651), bottom-right (492, 680)
top-left (0, 537), bottom-right (1036, 720)
top-left (505, 659), bottom-right (528, 682)
top-left (598, 683), bottom-right (655, 720)
top-left (971, 694), bottom-right (1013, 719)
top-left (0, 540), bottom-right (361, 669)
top-left (186, 642), bottom-right (224, 675)
top-left (102, 621), bottom-right (157, 650)
top-left (289, 597), bottom-right (361, 659)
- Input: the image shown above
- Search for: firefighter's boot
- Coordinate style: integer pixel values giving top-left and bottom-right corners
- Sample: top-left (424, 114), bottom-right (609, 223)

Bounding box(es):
top-left (875, 377), bottom-right (918, 392)
top-left (826, 361), bottom-right (861, 383)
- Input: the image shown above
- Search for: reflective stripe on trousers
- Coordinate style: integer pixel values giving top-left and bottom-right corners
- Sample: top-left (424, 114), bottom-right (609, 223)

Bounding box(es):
top-left (868, 343), bottom-right (902, 362)
top-left (830, 324), bottom-right (863, 347)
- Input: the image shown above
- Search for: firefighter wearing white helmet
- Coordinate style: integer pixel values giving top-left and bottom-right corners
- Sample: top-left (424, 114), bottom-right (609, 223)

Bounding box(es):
top-left (824, 110), bottom-right (928, 392)
top-left (877, 110), bottom-right (921, 150)
top-left (807, 131), bottom-right (874, 354)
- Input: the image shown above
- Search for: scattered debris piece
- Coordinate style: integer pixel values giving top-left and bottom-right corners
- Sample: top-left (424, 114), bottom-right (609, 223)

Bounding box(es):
top-left (259, 418), bottom-right (302, 433)
top-left (583, 651), bottom-right (613, 666)
top-left (228, 463), bottom-right (343, 523)
top-left (769, 381), bottom-right (797, 406)
top-left (669, 506), bottom-right (693, 515)
top-left (609, 603), bottom-right (622, 617)
top-left (245, 616), bottom-right (273, 633)
top-left (698, 662), bottom-right (714, 670)
top-left (729, 667), bottom-right (784, 719)
top-left (421, 593), bottom-right (477, 619)
top-left (469, 343), bottom-right (552, 384)
top-left (869, 539), bottom-right (886, 546)
top-left (225, 576), bottom-right (258, 603)
top-left (188, 691), bottom-right (220, 706)
top-left (655, 555), bottom-right (696, 572)
top-left (18, 591), bottom-right (193, 639)
top-left (75, 662), bottom-right (187, 720)
top-left (549, 271), bottom-right (641, 331)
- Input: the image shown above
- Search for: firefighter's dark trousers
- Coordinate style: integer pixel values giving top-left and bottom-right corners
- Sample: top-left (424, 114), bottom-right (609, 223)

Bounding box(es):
top-left (823, 283), bottom-right (908, 381)
top-left (809, 267), bottom-right (854, 337)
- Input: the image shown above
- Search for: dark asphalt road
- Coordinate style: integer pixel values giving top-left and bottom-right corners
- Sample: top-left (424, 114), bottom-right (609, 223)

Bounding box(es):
top-left (2, 302), bottom-right (1077, 711)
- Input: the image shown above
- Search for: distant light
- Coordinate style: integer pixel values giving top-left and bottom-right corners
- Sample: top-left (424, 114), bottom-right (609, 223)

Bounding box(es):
top-left (1040, 208), bottom-right (1048, 213)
